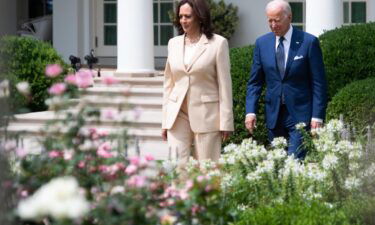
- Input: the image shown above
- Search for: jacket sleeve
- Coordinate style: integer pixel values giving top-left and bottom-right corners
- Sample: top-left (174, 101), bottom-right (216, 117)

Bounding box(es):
top-left (216, 38), bottom-right (234, 131)
top-left (246, 39), bottom-right (265, 115)
top-left (161, 41), bottom-right (174, 129)
top-left (308, 37), bottom-right (328, 120)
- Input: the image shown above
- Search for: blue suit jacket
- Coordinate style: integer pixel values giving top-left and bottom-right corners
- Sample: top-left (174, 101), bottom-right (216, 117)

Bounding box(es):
top-left (245, 27), bottom-right (328, 129)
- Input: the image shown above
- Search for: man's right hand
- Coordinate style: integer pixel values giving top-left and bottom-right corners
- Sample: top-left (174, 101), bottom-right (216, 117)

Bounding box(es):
top-left (245, 115), bottom-right (257, 134)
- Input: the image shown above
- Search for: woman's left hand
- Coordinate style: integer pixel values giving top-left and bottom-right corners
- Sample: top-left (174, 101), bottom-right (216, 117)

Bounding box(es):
top-left (221, 131), bottom-right (232, 141)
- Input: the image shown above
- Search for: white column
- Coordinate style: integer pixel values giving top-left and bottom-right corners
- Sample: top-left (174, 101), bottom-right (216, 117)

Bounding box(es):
top-left (367, 0), bottom-right (375, 22)
top-left (306, 0), bottom-right (343, 37)
top-left (116, 0), bottom-right (155, 76)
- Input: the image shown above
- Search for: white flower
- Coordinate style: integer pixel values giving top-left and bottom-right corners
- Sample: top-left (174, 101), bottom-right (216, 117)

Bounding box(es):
top-left (295, 122), bottom-right (306, 130)
top-left (162, 160), bottom-right (178, 173)
top-left (271, 137), bottom-right (288, 148)
top-left (17, 176), bottom-right (89, 220)
top-left (267, 148), bottom-right (287, 160)
top-left (344, 177), bottom-right (361, 190)
top-left (246, 172), bottom-right (261, 181)
top-left (16, 81), bottom-right (30, 95)
top-left (221, 174), bottom-right (235, 189)
top-left (322, 154), bottom-right (339, 170)
top-left (223, 143), bottom-right (238, 153)
top-left (0, 79), bottom-right (10, 97)
top-left (326, 119), bottom-right (344, 133)
top-left (349, 150), bottom-right (362, 160)
top-left (305, 163), bottom-right (327, 181)
top-left (110, 186), bottom-right (125, 195)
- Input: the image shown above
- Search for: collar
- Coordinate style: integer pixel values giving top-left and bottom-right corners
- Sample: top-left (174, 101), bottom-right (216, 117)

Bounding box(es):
top-left (276, 25), bottom-right (293, 43)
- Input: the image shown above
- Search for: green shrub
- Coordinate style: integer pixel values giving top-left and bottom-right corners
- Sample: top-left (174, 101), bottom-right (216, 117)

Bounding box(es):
top-left (320, 22), bottom-right (375, 98)
top-left (0, 36), bottom-right (68, 112)
top-left (326, 77), bottom-right (375, 131)
top-left (169, 0), bottom-right (239, 40)
top-left (228, 46), bottom-right (268, 145)
top-left (207, 0), bottom-right (239, 40)
top-left (235, 200), bottom-right (354, 225)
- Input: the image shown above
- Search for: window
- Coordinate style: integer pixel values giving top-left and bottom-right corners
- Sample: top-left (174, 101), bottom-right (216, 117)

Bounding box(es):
top-left (29, 0), bottom-right (53, 18)
top-left (289, 2), bottom-right (305, 30)
top-left (103, 0), bottom-right (117, 46)
top-left (153, 0), bottom-right (175, 46)
top-left (344, 1), bottom-right (366, 24)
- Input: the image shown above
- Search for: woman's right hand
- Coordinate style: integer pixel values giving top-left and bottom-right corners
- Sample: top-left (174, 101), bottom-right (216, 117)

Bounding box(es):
top-left (161, 129), bottom-right (168, 141)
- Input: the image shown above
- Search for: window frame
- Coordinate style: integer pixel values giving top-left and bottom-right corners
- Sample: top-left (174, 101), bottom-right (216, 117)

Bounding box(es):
top-left (343, 0), bottom-right (367, 25)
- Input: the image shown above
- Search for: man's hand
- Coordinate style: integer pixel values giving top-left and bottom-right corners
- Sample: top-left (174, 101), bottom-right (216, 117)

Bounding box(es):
top-left (311, 120), bottom-right (323, 129)
top-left (245, 115), bottom-right (257, 134)
top-left (221, 131), bottom-right (232, 141)
top-left (161, 129), bottom-right (168, 141)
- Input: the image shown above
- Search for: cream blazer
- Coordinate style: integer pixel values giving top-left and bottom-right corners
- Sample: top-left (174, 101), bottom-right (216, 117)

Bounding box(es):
top-left (161, 33), bottom-right (234, 133)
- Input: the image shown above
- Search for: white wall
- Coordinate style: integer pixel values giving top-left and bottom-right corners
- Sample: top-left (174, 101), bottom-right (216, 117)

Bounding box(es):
top-left (368, 0), bottom-right (375, 22)
top-left (224, 0), bottom-right (269, 47)
top-left (53, 0), bottom-right (92, 62)
top-left (0, 0), bottom-right (17, 36)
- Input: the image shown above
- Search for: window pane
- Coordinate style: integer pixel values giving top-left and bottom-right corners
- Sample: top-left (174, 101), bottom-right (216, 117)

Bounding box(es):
top-left (294, 25), bottom-right (304, 31)
top-left (352, 2), bottom-right (366, 23)
top-left (153, 3), bottom-right (158, 23)
top-left (343, 2), bottom-right (349, 23)
top-left (160, 25), bottom-right (173, 45)
top-left (160, 3), bottom-right (173, 23)
top-left (104, 4), bottom-right (117, 23)
top-left (104, 25), bottom-right (117, 45)
top-left (290, 2), bottom-right (303, 23)
top-left (154, 25), bottom-right (159, 45)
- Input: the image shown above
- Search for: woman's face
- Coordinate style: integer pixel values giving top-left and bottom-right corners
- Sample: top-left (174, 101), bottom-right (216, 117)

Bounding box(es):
top-left (179, 3), bottom-right (200, 35)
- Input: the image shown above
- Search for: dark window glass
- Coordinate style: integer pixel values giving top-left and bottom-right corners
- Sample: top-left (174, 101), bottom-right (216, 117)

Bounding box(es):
top-left (153, 3), bottom-right (159, 23)
top-left (290, 2), bottom-right (303, 23)
top-left (160, 25), bottom-right (173, 45)
top-left (154, 25), bottom-right (159, 45)
top-left (104, 4), bottom-right (117, 23)
top-left (104, 25), bottom-right (117, 45)
top-left (160, 3), bottom-right (173, 23)
top-left (351, 2), bottom-right (366, 23)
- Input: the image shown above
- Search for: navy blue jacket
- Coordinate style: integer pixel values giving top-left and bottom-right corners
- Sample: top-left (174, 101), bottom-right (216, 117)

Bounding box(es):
top-left (246, 27), bottom-right (327, 129)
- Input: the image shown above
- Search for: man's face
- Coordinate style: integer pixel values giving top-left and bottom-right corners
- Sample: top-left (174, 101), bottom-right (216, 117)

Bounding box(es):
top-left (266, 6), bottom-right (291, 37)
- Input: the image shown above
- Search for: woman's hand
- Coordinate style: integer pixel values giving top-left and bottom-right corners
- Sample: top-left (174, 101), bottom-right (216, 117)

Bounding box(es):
top-left (221, 131), bottom-right (232, 142)
top-left (161, 129), bottom-right (168, 141)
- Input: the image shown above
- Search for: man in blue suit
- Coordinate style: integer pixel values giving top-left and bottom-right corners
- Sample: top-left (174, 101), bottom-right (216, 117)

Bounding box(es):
top-left (245, 0), bottom-right (327, 159)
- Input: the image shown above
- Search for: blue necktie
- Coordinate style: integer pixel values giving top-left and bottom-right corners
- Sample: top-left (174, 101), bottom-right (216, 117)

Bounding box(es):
top-left (276, 36), bottom-right (285, 78)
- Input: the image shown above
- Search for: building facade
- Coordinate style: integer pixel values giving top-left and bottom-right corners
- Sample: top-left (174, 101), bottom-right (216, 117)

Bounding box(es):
top-left (1, 0), bottom-right (375, 70)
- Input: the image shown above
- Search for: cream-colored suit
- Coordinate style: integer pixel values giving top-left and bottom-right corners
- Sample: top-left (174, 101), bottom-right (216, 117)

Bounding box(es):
top-left (162, 33), bottom-right (234, 163)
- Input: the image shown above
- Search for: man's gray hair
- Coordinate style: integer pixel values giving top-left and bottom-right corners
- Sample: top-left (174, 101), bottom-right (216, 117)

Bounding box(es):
top-left (265, 0), bottom-right (292, 16)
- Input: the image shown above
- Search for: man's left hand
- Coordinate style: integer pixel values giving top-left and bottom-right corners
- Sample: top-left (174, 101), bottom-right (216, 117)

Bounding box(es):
top-left (311, 121), bottom-right (323, 129)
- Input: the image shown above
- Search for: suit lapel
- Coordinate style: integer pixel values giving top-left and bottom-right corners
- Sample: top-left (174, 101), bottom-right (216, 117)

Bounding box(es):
top-left (186, 34), bottom-right (208, 72)
top-left (284, 28), bottom-right (302, 79)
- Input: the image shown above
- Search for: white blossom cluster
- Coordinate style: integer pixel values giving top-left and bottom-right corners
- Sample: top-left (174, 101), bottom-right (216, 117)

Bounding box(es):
top-left (17, 176), bottom-right (89, 220)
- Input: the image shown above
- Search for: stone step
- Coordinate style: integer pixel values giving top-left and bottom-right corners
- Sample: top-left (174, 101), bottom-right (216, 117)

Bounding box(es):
top-left (70, 95), bottom-right (162, 110)
top-left (13, 135), bottom-right (169, 160)
top-left (5, 123), bottom-right (163, 141)
top-left (93, 76), bottom-right (164, 88)
top-left (10, 110), bottom-right (162, 129)
top-left (82, 86), bottom-right (163, 97)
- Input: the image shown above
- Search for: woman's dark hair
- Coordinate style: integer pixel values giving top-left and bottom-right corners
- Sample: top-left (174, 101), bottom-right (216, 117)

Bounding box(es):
top-left (174, 0), bottom-right (214, 39)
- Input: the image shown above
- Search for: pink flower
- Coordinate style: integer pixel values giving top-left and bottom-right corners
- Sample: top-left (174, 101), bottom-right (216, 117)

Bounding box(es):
top-left (63, 150), bottom-right (74, 160)
top-left (129, 156), bottom-right (140, 166)
top-left (145, 154), bottom-right (155, 161)
top-left (197, 175), bottom-right (205, 183)
top-left (127, 175), bottom-right (147, 188)
top-left (45, 64), bottom-right (63, 77)
top-left (64, 74), bottom-right (77, 85)
top-left (15, 147), bottom-right (27, 158)
top-left (185, 180), bottom-right (194, 190)
top-left (20, 190), bottom-right (29, 197)
top-left (76, 70), bottom-right (93, 88)
top-left (48, 83), bottom-right (66, 95)
top-left (179, 190), bottom-right (189, 200)
top-left (191, 205), bottom-right (201, 215)
top-left (100, 108), bottom-right (118, 120)
top-left (48, 150), bottom-right (61, 158)
top-left (102, 75), bottom-right (119, 85)
top-left (125, 164), bottom-right (138, 175)
top-left (205, 185), bottom-right (212, 193)
top-left (97, 129), bottom-right (109, 137)
top-left (78, 161), bottom-right (86, 168)
top-left (97, 149), bottom-right (113, 158)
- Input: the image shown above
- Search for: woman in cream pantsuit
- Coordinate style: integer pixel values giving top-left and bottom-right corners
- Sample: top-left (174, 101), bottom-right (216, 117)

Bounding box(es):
top-left (161, 0), bottom-right (234, 166)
